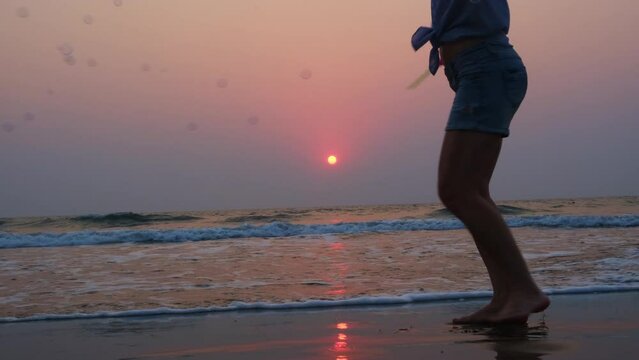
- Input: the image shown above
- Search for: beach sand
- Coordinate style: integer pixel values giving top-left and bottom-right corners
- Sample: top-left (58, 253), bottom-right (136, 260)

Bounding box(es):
top-left (1, 291), bottom-right (637, 359)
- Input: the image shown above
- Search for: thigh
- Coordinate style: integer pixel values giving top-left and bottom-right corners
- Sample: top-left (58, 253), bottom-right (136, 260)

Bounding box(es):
top-left (445, 44), bottom-right (528, 138)
top-left (438, 131), bottom-right (503, 196)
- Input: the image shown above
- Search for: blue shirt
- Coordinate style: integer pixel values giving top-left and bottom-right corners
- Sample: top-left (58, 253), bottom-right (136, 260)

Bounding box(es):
top-left (412, 0), bottom-right (511, 75)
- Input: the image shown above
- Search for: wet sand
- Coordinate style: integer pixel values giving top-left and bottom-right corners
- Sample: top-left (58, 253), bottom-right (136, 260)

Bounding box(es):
top-left (1, 291), bottom-right (638, 359)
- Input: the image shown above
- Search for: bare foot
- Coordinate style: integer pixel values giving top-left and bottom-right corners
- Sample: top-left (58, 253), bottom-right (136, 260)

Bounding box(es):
top-left (462, 296), bottom-right (504, 315)
top-left (453, 292), bottom-right (550, 325)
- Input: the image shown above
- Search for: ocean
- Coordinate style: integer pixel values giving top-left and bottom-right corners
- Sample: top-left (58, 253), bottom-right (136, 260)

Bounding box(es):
top-left (1, 196), bottom-right (638, 322)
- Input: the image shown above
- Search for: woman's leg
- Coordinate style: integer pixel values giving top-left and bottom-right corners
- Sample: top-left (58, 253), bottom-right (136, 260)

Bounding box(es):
top-left (437, 130), bottom-right (549, 324)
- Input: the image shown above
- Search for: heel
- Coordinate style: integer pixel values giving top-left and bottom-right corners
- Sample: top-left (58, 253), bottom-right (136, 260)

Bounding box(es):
top-left (532, 297), bottom-right (550, 313)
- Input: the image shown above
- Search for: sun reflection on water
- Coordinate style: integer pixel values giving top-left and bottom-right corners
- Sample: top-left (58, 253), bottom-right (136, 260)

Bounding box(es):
top-left (332, 322), bottom-right (351, 358)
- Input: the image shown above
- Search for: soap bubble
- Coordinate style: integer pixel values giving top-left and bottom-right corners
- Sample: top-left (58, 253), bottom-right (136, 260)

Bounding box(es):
top-left (83, 15), bottom-right (94, 25)
top-left (23, 112), bottom-right (35, 122)
top-left (246, 116), bottom-right (259, 125)
top-left (113, 0), bottom-right (123, 7)
top-left (1, 122), bottom-right (15, 133)
top-left (63, 55), bottom-right (76, 66)
top-left (16, 7), bottom-right (29, 18)
top-left (87, 58), bottom-right (98, 67)
top-left (140, 63), bottom-right (151, 72)
top-left (216, 78), bottom-right (229, 88)
top-left (57, 43), bottom-right (74, 56)
top-left (299, 69), bottom-right (312, 80)
top-left (186, 122), bottom-right (198, 131)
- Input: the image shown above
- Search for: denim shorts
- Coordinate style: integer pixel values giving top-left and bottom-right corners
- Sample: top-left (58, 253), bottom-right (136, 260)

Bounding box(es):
top-left (443, 35), bottom-right (528, 138)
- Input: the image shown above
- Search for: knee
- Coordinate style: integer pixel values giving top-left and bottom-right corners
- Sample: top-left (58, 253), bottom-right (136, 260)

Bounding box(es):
top-left (437, 181), bottom-right (466, 211)
top-left (438, 180), bottom-right (485, 212)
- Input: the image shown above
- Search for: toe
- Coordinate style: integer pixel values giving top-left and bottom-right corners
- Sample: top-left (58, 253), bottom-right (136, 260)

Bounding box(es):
top-left (452, 315), bottom-right (478, 324)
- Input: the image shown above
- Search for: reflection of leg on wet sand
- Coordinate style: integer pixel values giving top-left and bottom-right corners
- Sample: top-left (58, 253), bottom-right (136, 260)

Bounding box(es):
top-left (451, 319), bottom-right (567, 360)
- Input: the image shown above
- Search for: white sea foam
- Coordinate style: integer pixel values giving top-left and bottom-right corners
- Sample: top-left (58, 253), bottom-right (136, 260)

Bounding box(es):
top-left (523, 251), bottom-right (581, 260)
top-left (1, 214), bottom-right (638, 249)
top-left (0, 293), bottom-right (26, 305)
top-left (1, 285), bottom-right (637, 323)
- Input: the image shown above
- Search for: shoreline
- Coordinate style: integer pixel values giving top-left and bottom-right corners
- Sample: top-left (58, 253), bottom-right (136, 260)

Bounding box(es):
top-left (2, 291), bottom-right (638, 359)
top-left (2, 286), bottom-right (639, 324)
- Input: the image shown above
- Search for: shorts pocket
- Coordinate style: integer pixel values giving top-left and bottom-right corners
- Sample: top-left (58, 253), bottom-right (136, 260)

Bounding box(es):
top-left (503, 66), bottom-right (528, 108)
top-left (450, 71), bottom-right (484, 115)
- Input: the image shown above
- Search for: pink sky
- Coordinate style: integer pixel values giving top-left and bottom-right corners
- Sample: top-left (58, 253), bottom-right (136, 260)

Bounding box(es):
top-left (1, 0), bottom-right (638, 216)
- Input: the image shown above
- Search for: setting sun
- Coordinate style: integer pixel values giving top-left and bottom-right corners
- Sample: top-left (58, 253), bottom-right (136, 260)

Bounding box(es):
top-left (327, 155), bottom-right (337, 165)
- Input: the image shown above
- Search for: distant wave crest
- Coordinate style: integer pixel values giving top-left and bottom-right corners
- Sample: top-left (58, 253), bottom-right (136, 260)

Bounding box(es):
top-left (430, 205), bottom-right (531, 217)
top-left (71, 212), bottom-right (201, 226)
top-left (0, 214), bottom-right (638, 249)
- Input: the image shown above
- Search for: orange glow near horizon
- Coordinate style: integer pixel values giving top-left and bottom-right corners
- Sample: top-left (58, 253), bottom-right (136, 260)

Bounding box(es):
top-left (336, 322), bottom-right (349, 330)
top-left (3, 1), bottom-right (639, 217)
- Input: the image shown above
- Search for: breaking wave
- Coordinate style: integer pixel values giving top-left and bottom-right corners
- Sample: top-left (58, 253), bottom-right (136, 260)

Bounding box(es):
top-left (1, 214), bottom-right (638, 249)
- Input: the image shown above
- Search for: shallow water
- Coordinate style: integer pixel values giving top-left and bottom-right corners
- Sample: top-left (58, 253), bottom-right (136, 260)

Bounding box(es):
top-left (1, 196), bottom-right (638, 321)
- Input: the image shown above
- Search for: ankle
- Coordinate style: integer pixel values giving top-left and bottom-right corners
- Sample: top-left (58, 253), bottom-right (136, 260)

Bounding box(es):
top-left (505, 284), bottom-right (545, 298)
